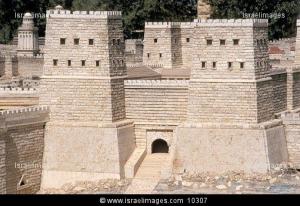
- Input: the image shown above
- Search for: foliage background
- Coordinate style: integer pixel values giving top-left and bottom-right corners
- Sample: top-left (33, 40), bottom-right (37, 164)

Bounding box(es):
top-left (0, 0), bottom-right (299, 43)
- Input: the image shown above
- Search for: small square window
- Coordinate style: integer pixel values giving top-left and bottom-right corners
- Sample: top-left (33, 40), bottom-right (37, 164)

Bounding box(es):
top-left (213, 62), bottom-right (216, 68)
top-left (68, 60), bottom-right (71, 66)
top-left (159, 53), bottom-right (162, 58)
top-left (112, 39), bottom-right (116, 45)
top-left (174, 38), bottom-right (177, 43)
top-left (74, 38), bottom-right (79, 45)
top-left (147, 53), bottom-right (150, 58)
top-left (206, 39), bottom-right (213, 45)
top-left (228, 62), bottom-right (232, 68)
top-left (233, 39), bottom-right (240, 45)
top-left (81, 60), bottom-right (86, 66)
top-left (154, 38), bottom-right (158, 43)
top-left (240, 62), bottom-right (244, 69)
top-left (60, 38), bottom-right (66, 45)
top-left (89, 39), bottom-right (94, 45)
top-left (96, 60), bottom-right (100, 67)
top-left (53, 59), bottom-right (58, 66)
top-left (117, 39), bottom-right (121, 45)
top-left (220, 39), bottom-right (226, 45)
top-left (202, 61), bottom-right (206, 68)
top-left (186, 38), bottom-right (190, 43)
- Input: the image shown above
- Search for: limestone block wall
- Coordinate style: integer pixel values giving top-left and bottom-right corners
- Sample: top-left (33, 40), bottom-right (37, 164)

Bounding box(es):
top-left (143, 22), bottom-right (195, 69)
top-left (0, 56), bottom-right (4, 76)
top-left (281, 112), bottom-right (300, 168)
top-left (125, 39), bottom-right (143, 65)
top-left (191, 19), bottom-right (269, 80)
top-left (295, 19), bottom-right (300, 66)
top-left (40, 78), bottom-right (114, 123)
top-left (175, 121), bottom-right (288, 174)
top-left (43, 10), bottom-right (124, 78)
top-left (143, 22), bottom-right (175, 68)
top-left (293, 71), bottom-right (300, 109)
top-left (0, 106), bottom-right (49, 194)
top-left (124, 80), bottom-right (189, 124)
top-left (180, 23), bottom-right (194, 69)
top-left (17, 55), bottom-right (44, 77)
top-left (0, 56), bottom-right (19, 77)
top-left (187, 81), bottom-right (258, 124)
top-left (271, 70), bottom-right (287, 114)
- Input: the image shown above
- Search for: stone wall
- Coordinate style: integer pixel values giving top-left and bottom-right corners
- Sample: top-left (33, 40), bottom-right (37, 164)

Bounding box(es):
top-left (143, 22), bottom-right (194, 69)
top-left (295, 19), bottom-right (300, 66)
top-left (281, 112), bottom-right (300, 168)
top-left (0, 56), bottom-right (5, 77)
top-left (124, 80), bottom-right (189, 124)
top-left (125, 39), bottom-right (143, 66)
top-left (0, 106), bottom-right (49, 194)
top-left (175, 121), bottom-right (288, 174)
top-left (124, 79), bottom-right (188, 148)
top-left (271, 70), bottom-right (287, 114)
top-left (17, 55), bottom-right (44, 77)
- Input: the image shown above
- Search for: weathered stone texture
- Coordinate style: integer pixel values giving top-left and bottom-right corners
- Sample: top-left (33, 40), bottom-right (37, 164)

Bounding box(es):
top-left (271, 72), bottom-right (287, 114)
top-left (0, 107), bottom-right (48, 194)
top-left (295, 19), bottom-right (300, 66)
top-left (17, 56), bottom-right (43, 77)
top-left (124, 80), bottom-right (188, 124)
top-left (175, 124), bottom-right (288, 173)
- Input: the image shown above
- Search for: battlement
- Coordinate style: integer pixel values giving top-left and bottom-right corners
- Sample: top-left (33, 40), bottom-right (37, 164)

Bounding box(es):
top-left (193, 18), bottom-right (268, 27)
top-left (0, 87), bottom-right (37, 92)
top-left (0, 87), bottom-right (38, 97)
top-left (0, 106), bottom-right (49, 128)
top-left (124, 79), bottom-right (189, 88)
top-left (145, 22), bottom-right (195, 29)
top-left (0, 106), bottom-right (48, 117)
top-left (269, 37), bottom-right (295, 44)
top-left (280, 112), bottom-right (300, 122)
top-left (144, 64), bottom-right (164, 68)
top-left (17, 54), bottom-right (44, 59)
top-left (46, 9), bottom-right (122, 19)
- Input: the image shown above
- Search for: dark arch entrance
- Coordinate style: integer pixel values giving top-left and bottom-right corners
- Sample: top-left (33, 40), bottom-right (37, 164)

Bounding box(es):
top-left (151, 139), bottom-right (169, 153)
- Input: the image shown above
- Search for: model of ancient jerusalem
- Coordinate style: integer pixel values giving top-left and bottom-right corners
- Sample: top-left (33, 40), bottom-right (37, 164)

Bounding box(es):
top-left (0, 0), bottom-right (300, 194)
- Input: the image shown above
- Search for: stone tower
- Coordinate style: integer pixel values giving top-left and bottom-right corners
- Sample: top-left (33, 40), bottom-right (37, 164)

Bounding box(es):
top-left (17, 12), bottom-right (39, 56)
top-left (143, 22), bottom-right (183, 69)
top-left (39, 6), bottom-right (135, 188)
top-left (296, 18), bottom-right (300, 66)
top-left (197, 0), bottom-right (212, 20)
top-left (175, 19), bottom-right (288, 174)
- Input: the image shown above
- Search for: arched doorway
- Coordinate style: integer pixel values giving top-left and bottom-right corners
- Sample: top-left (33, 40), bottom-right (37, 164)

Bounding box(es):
top-left (151, 139), bottom-right (169, 153)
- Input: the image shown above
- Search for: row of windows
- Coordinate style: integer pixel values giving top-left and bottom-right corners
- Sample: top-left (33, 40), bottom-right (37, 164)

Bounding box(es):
top-left (147, 53), bottom-right (179, 58)
top-left (206, 39), bottom-right (240, 46)
top-left (53, 59), bottom-right (100, 67)
top-left (59, 38), bottom-right (122, 46)
top-left (52, 59), bottom-right (124, 67)
top-left (200, 61), bottom-right (245, 69)
top-left (152, 38), bottom-right (240, 45)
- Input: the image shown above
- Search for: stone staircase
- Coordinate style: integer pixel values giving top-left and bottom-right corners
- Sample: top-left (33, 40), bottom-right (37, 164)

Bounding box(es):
top-left (125, 153), bottom-right (169, 194)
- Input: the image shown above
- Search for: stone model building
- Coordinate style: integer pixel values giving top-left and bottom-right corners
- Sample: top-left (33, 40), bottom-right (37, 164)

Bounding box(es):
top-left (0, 2), bottom-right (300, 193)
